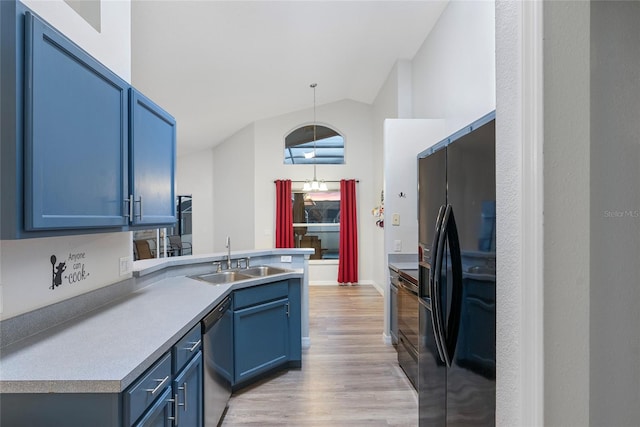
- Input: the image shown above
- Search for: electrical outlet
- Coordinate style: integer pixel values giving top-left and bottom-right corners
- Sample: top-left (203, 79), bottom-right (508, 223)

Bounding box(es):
top-left (394, 240), bottom-right (402, 252)
top-left (392, 213), bottom-right (400, 226)
top-left (280, 255), bottom-right (292, 263)
top-left (119, 257), bottom-right (132, 276)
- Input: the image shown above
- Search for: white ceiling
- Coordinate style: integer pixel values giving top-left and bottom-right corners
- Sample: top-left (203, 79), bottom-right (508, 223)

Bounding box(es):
top-left (131, 1), bottom-right (448, 156)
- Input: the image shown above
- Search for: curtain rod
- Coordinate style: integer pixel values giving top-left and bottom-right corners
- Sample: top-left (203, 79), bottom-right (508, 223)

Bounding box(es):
top-left (274, 180), bottom-right (359, 183)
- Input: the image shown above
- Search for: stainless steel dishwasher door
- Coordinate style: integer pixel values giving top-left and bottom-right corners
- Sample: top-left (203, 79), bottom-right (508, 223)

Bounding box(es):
top-left (201, 295), bottom-right (233, 426)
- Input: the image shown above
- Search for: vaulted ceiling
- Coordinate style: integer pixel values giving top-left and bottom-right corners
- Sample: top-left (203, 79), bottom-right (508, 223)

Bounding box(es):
top-left (131, 1), bottom-right (448, 156)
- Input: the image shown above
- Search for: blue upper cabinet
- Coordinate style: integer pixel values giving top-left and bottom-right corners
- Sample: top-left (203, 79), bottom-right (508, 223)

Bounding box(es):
top-left (0, 4), bottom-right (178, 238)
top-left (129, 89), bottom-right (177, 227)
top-left (23, 11), bottom-right (129, 230)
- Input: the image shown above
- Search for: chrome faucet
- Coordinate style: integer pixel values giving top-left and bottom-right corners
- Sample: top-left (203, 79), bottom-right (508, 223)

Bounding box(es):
top-left (226, 236), bottom-right (232, 269)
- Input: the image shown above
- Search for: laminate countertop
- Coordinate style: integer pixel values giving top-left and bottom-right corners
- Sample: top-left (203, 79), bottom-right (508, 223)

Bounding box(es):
top-left (0, 270), bottom-right (302, 394)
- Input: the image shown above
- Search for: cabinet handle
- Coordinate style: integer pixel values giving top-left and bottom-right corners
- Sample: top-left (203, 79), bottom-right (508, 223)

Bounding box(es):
top-left (167, 393), bottom-right (179, 426)
top-left (135, 196), bottom-right (144, 219)
top-left (124, 194), bottom-right (133, 219)
top-left (145, 375), bottom-right (169, 395)
top-left (285, 302), bottom-right (290, 318)
top-left (185, 339), bottom-right (201, 352)
top-left (179, 381), bottom-right (188, 411)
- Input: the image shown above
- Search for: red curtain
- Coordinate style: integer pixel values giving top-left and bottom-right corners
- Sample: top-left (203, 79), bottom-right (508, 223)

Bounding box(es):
top-left (275, 180), bottom-right (294, 248)
top-left (338, 179), bottom-right (358, 283)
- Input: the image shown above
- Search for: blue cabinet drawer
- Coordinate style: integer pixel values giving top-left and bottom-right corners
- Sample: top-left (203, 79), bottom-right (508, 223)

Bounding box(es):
top-left (123, 352), bottom-right (172, 426)
top-left (233, 280), bottom-right (288, 310)
top-left (172, 323), bottom-right (201, 374)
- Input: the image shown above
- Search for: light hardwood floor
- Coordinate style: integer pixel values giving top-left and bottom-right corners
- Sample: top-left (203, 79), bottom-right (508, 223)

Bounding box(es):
top-left (221, 285), bottom-right (418, 426)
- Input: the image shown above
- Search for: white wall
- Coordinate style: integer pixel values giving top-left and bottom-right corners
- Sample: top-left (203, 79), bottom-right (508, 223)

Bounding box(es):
top-left (204, 100), bottom-right (376, 284)
top-left (213, 124), bottom-right (256, 252)
top-left (590, 2), bottom-right (640, 425)
top-left (0, 233), bottom-right (130, 319)
top-left (253, 100), bottom-right (375, 284)
top-left (384, 119), bottom-right (445, 258)
top-left (495, 1), bottom-right (528, 424)
top-left (411, 0), bottom-right (495, 123)
top-left (22, 0), bottom-right (131, 82)
top-left (0, 0), bottom-right (132, 320)
top-left (371, 60), bottom-right (411, 296)
top-left (495, 1), bottom-right (639, 425)
top-left (176, 148), bottom-right (215, 254)
top-left (543, 2), bottom-right (591, 425)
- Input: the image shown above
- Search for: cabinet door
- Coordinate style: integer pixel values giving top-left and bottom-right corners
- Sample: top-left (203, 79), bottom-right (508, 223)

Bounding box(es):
top-left (173, 351), bottom-right (203, 427)
top-left (133, 387), bottom-right (172, 427)
top-left (129, 89), bottom-right (176, 226)
top-left (234, 298), bottom-right (289, 384)
top-left (24, 12), bottom-right (129, 230)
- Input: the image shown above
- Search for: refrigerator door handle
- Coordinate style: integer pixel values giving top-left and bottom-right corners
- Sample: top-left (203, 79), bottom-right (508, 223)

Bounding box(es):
top-left (442, 205), bottom-right (463, 365)
top-left (433, 204), bottom-right (463, 367)
top-left (429, 205), bottom-right (447, 364)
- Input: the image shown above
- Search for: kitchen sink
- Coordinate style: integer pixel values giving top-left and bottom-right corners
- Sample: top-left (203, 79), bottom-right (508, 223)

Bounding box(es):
top-left (242, 266), bottom-right (288, 277)
top-left (191, 265), bottom-right (289, 285)
top-left (193, 271), bottom-right (252, 285)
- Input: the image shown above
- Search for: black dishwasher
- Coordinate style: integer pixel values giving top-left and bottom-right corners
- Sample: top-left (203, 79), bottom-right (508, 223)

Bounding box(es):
top-left (201, 295), bottom-right (233, 426)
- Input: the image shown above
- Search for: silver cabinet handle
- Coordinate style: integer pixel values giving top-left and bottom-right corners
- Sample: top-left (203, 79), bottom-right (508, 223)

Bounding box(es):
top-left (179, 381), bottom-right (188, 411)
top-left (145, 375), bottom-right (169, 395)
top-left (186, 339), bottom-right (201, 353)
top-left (167, 393), bottom-right (179, 426)
top-left (135, 195), bottom-right (144, 219)
top-left (285, 302), bottom-right (290, 318)
top-left (124, 195), bottom-right (133, 219)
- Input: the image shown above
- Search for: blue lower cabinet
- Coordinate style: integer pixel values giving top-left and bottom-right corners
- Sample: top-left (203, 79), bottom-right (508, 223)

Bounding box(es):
top-left (133, 387), bottom-right (173, 427)
top-left (233, 298), bottom-right (290, 385)
top-left (123, 353), bottom-right (172, 426)
top-left (172, 351), bottom-right (203, 427)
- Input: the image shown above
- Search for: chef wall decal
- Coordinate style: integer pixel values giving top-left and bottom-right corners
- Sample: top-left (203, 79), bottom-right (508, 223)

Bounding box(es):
top-left (49, 252), bottom-right (91, 290)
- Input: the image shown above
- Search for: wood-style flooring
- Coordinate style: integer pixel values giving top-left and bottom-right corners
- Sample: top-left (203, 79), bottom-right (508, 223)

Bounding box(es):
top-left (221, 285), bottom-right (418, 426)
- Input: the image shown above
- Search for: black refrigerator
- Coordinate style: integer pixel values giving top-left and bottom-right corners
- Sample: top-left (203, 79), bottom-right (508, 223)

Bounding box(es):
top-left (417, 112), bottom-right (496, 426)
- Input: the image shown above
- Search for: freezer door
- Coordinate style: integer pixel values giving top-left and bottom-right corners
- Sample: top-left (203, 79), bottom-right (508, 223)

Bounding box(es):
top-left (418, 147), bottom-right (447, 298)
top-left (445, 118), bottom-right (496, 426)
top-left (418, 148), bottom-right (447, 427)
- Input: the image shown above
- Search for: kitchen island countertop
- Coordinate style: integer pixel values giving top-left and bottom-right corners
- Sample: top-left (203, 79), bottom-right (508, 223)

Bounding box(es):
top-left (0, 269), bottom-right (303, 394)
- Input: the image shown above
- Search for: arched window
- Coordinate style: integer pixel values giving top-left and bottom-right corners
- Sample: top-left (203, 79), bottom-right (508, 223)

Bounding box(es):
top-left (284, 125), bottom-right (344, 164)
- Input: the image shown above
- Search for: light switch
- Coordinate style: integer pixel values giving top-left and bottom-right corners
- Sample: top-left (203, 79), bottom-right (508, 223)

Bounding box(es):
top-left (119, 257), bottom-right (132, 276)
top-left (394, 240), bottom-right (402, 252)
top-left (392, 213), bottom-right (400, 226)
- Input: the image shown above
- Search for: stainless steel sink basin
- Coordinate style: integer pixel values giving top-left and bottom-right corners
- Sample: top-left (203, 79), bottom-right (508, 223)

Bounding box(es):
top-left (242, 266), bottom-right (288, 277)
top-left (193, 271), bottom-right (252, 285)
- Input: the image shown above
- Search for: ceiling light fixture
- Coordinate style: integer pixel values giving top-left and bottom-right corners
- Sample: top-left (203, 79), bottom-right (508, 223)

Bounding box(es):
top-left (303, 83), bottom-right (328, 192)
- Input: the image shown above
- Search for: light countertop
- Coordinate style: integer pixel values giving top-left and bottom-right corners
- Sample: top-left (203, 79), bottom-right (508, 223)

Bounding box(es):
top-left (0, 269), bottom-right (303, 394)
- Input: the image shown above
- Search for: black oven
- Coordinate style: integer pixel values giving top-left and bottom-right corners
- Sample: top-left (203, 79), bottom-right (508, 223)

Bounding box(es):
top-left (395, 270), bottom-right (419, 390)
